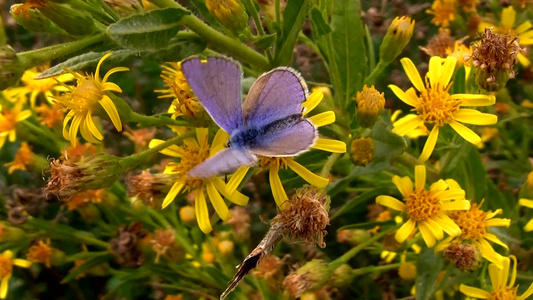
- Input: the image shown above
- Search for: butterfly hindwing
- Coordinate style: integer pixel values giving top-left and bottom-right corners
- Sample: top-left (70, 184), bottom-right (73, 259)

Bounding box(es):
top-left (181, 57), bottom-right (243, 133)
top-left (243, 67), bottom-right (308, 128)
top-left (188, 148), bottom-right (257, 178)
top-left (250, 118), bottom-right (317, 157)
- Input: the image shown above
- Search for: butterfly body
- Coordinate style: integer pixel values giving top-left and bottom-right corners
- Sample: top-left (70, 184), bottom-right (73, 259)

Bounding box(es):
top-left (181, 56), bottom-right (317, 178)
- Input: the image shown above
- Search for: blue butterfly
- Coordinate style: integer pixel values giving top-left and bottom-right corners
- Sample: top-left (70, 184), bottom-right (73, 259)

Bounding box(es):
top-left (181, 56), bottom-right (317, 178)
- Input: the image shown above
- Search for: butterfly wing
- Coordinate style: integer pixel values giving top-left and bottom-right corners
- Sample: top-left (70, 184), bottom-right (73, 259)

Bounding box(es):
top-left (250, 118), bottom-right (317, 157)
top-left (243, 67), bottom-right (308, 128)
top-left (181, 57), bottom-right (243, 133)
top-left (188, 148), bottom-right (257, 178)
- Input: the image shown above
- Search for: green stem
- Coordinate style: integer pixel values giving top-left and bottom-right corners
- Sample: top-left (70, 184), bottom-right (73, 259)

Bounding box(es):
top-left (17, 33), bottom-right (107, 69)
top-left (73, 232), bottom-right (110, 248)
top-left (351, 262), bottom-right (402, 276)
top-left (320, 153), bottom-right (341, 178)
top-left (363, 60), bottom-right (387, 87)
top-left (150, 0), bottom-right (270, 70)
top-left (242, 0), bottom-right (265, 36)
top-left (329, 225), bottom-right (398, 270)
top-left (0, 14), bottom-right (6, 46)
top-left (128, 111), bottom-right (191, 127)
top-left (298, 32), bottom-right (321, 56)
top-left (119, 131), bottom-right (195, 171)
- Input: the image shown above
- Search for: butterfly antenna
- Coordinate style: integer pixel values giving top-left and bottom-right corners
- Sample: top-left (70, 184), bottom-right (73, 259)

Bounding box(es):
top-left (220, 222), bottom-right (284, 300)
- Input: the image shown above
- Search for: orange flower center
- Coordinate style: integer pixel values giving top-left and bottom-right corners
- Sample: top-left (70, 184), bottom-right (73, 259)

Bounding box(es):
top-left (405, 189), bottom-right (441, 221)
top-left (56, 76), bottom-right (102, 113)
top-left (417, 82), bottom-right (460, 127)
top-left (487, 287), bottom-right (518, 300)
top-left (258, 156), bottom-right (290, 170)
top-left (0, 111), bottom-right (17, 133)
top-left (449, 204), bottom-right (487, 240)
top-left (0, 256), bottom-right (12, 278)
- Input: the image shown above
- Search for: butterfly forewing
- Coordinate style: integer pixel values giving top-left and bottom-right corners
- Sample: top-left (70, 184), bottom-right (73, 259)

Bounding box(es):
top-left (243, 67), bottom-right (308, 128)
top-left (181, 57), bottom-right (243, 133)
top-left (188, 148), bottom-right (257, 178)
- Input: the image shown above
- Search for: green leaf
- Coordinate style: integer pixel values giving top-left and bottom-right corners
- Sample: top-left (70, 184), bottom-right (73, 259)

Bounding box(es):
top-left (37, 37), bottom-right (206, 78)
top-left (415, 248), bottom-right (444, 300)
top-left (371, 119), bottom-right (407, 161)
top-left (61, 254), bottom-right (113, 283)
top-left (107, 8), bottom-right (190, 50)
top-left (332, 187), bottom-right (392, 220)
top-left (274, 0), bottom-right (311, 66)
top-left (310, 7), bottom-right (331, 36)
top-left (254, 34), bottom-right (276, 50)
top-left (329, 0), bottom-right (366, 105)
top-left (338, 219), bottom-right (396, 230)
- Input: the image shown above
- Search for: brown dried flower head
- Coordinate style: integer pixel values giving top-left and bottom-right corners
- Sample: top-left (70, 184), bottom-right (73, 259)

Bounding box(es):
top-left (126, 170), bottom-right (175, 207)
top-left (151, 228), bottom-right (176, 263)
top-left (272, 186), bottom-right (330, 248)
top-left (420, 29), bottom-right (455, 57)
top-left (443, 242), bottom-right (483, 272)
top-left (254, 254), bottom-right (283, 280)
top-left (468, 27), bottom-right (526, 91)
top-left (45, 153), bottom-right (123, 199)
top-left (110, 222), bottom-right (147, 268)
top-left (282, 259), bottom-right (331, 298)
top-left (227, 206), bottom-right (251, 241)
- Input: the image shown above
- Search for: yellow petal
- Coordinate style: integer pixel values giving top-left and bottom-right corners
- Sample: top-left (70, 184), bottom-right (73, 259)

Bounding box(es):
top-left (454, 109), bottom-right (497, 125)
top-left (12, 258), bottom-right (31, 268)
top-left (376, 195), bottom-right (406, 212)
top-left (515, 21), bottom-right (532, 34)
top-left (15, 110), bottom-right (32, 122)
top-left (102, 67), bottom-right (129, 83)
top-left (85, 114), bottom-right (103, 141)
top-left (211, 129), bottom-right (229, 152)
top-left (425, 218), bottom-right (444, 240)
top-left (269, 167), bottom-right (289, 209)
top-left (488, 257), bottom-right (505, 288)
top-left (453, 94), bottom-right (495, 106)
top-left (69, 115), bottom-right (83, 145)
top-left (206, 181), bottom-right (231, 221)
top-left (501, 6), bottom-right (516, 31)
top-left (162, 180), bottom-right (184, 208)
top-left (485, 218), bottom-right (511, 227)
top-left (0, 277), bottom-right (9, 299)
top-left (302, 91), bottom-right (323, 115)
top-left (79, 115), bottom-right (101, 144)
top-left (149, 139), bottom-right (183, 157)
top-left (429, 179), bottom-right (448, 193)
top-left (196, 127), bottom-right (209, 147)
top-left (195, 188), bottom-right (213, 233)
top-left (418, 221), bottom-right (436, 247)
top-left (312, 138), bottom-right (346, 153)
top-left (395, 218), bottom-right (416, 243)
top-left (99, 95), bottom-right (122, 131)
top-left (518, 52), bottom-right (531, 66)
top-left (475, 239), bottom-right (503, 266)
top-left (519, 281), bottom-right (533, 300)
top-left (441, 200), bottom-right (470, 210)
top-left (101, 82), bottom-right (123, 93)
top-left (439, 56), bottom-right (457, 86)
top-left (308, 111), bottom-right (335, 127)
top-left (449, 120), bottom-right (481, 145)
top-left (226, 166), bottom-right (249, 195)
top-left (435, 213), bottom-right (461, 236)
top-left (459, 284), bottom-right (490, 299)
top-left (287, 160), bottom-right (329, 187)
top-left (519, 198), bottom-right (533, 208)
top-left (428, 56), bottom-right (444, 87)
top-left (211, 177), bottom-right (249, 206)
top-left (483, 233), bottom-right (509, 250)
top-left (96, 53), bottom-right (114, 82)
top-left (400, 58), bottom-right (426, 92)
top-left (392, 175), bottom-right (413, 198)
top-left (524, 219), bottom-right (533, 232)
top-left (414, 165), bottom-right (426, 192)
top-left (393, 115), bottom-right (424, 136)
top-left (419, 126), bottom-right (439, 162)
top-left (388, 85), bottom-right (418, 107)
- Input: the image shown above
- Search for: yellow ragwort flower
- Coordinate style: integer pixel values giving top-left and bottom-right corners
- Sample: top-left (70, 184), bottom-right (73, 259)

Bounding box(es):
top-left (0, 250), bottom-right (31, 299)
top-left (390, 56), bottom-right (497, 162)
top-left (426, 0), bottom-right (456, 28)
top-left (26, 239), bottom-right (53, 268)
top-left (149, 128), bottom-right (249, 233)
top-left (435, 202), bottom-right (510, 265)
top-left (53, 52), bottom-right (128, 146)
top-left (460, 255), bottom-right (533, 299)
top-left (376, 165), bottom-right (470, 247)
top-left (4, 142), bottom-right (34, 174)
top-left (478, 6), bottom-right (533, 66)
top-left (238, 91), bottom-right (346, 209)
top-left (12, 67), bottom-right (72, 107)
top-left (518, 198), bottom-right (533, 232)
top-left (0, 103), bottom-right (32, 149)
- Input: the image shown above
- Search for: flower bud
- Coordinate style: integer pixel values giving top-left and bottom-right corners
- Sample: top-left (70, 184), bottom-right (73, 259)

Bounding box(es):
top-left (355, 85), bottom-right (385, 128)
top-left (179, 205), bottom-right (196, 224)
top-left (38, 2), bottom-right (96, 36)
top-left (469, 28), bottom-right (524, 92)
top-left (350, 137), bottom-right (375, 166)
top-left (443, 243), bottom-right (483, 272)
top-left (205, 0), bottom-right (248, 33)
top-left (283, 259), bottom-right (331, 298)
top-left (45, 153), bottom-right (124, 199)
top-left (10, 4), bottom-right (65, 34)
top-left (0, 45), bottom-right (24, 90)
top-left (0, 223), bottom-right (26, 242)
top-left (379, 16), bottom-right (415, 64)
top-left (217, 240), bottom-right (235, 256)
top-left (336, 229), bottom-right (370, 245)
top-left (330, 264), bottom-right (354, 288)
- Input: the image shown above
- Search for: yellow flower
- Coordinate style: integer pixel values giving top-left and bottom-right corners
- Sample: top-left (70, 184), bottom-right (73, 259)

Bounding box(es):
top-left (26, 239), bottom-right (53, 268)
top-left (391, 110), bottom-right (429, 139)
top-left (4, 142), bottom-right (34, 174)
top-left (460, 255), bottom-right (533, 299)
top-left (376, 165), bottom-right (470, 247)
top-left (149, 128), bottom-right (249, 233)
top-left (237, 91), bottom-right (346, 209)
top-left (0, 103), bottom-right (32, 149)
top-left (53, 52), bottom-right (128, 146)
top-left (35, 103), bottom-right (65, 128)
top-left (0, 250), bottom-right (32, 299)
top-left (426, 0), bottom-right (456, 28)
top-left (390, 56), bottom-right (497, 162)
top-left (478, 6), bottom-right (533, 66)
top-left (435, 203), bottom-right (510, 265)
top-left (14, 67), bottom-right (72, 107)
top-left (518, 198), bottom-right (533, 231)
